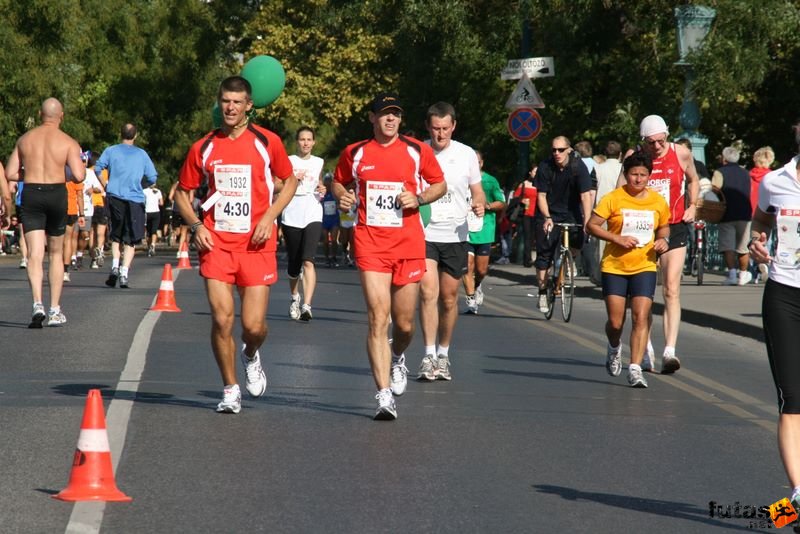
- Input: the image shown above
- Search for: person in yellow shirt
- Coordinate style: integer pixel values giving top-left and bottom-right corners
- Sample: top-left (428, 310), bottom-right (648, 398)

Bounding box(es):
top-left (587, 153), bottom-right (670, 388)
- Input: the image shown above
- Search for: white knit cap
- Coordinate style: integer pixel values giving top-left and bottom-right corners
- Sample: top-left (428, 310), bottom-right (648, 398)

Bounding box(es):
top-left (639, 115), bottom-right (669, 138)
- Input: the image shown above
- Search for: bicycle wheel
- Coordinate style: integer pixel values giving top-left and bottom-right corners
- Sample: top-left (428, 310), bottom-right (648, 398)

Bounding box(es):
top-left (560, 251), bottom-right (575, 322)
top-left (544, 277), bottom-right (555, 320)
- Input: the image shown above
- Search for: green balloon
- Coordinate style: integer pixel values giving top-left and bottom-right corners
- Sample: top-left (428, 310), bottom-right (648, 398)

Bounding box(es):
top-left (211, 101), bottom-right (222, 128)
top-left (419, 203), bottom-right (431, 227)
top-left (240, 55), bottom-right (286, 108)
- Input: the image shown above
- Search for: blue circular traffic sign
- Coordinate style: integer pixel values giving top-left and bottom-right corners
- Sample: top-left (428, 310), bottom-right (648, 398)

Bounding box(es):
top-left (507, 107), bottom-right (542, 142)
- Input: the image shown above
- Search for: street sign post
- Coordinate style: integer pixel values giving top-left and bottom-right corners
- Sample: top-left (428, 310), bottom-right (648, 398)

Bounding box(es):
top-left (500, 57), bottom-right (555, 80)
top-left (507, 107), bottom-right (542, 142)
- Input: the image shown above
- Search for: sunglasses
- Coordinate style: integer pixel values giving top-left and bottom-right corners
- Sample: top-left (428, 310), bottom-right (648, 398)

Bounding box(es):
top-left (552, 147), bottom-right (569, 153)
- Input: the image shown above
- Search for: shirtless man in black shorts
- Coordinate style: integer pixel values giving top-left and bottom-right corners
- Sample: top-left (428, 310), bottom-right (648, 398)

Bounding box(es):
top-left (5, 98), bottom-right (85, 327)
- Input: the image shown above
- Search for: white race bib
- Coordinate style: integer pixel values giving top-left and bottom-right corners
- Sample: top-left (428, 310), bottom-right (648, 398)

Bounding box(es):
top-left (213, 164), bottom-right (252, 233)
top-left (465, 193), bottom-right (483, 232)
top-left (650, 181), bottom-right (671, 207)
top-left (323, 200), bottom-right (337, 216)
top-left (621, 208), bottom-right (655, 248)
top-left (365, 181), bottom-right (403, 227)
top-left (776, 208), bottom-right (800, 267)
top-left (430, 190), bottom-right (457, 222)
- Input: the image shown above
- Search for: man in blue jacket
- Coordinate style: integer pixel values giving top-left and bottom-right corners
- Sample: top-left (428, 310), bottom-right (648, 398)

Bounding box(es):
top-left (94, 123), bottom-right (157, 288)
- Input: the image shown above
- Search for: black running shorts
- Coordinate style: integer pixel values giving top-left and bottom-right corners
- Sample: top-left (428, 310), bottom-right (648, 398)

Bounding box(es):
top-left (21, 183), bottom-right (68, 236)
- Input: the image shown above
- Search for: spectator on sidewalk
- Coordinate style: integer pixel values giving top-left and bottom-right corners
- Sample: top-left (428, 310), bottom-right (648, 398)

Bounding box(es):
top-left (512, 167), bottom-right (537, 267)
top-left (749, 146), bottom-right (775, 282)
top-left (712, 146), bottom-right (753, 286)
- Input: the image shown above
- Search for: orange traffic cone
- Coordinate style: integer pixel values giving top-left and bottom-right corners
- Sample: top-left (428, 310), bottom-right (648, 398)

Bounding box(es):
top-left (151, 264), bottom-right (181, 312)
top-left (176, 241), bottom-right (192, 269)
top-left (53, 389), bottom-right (132, 502)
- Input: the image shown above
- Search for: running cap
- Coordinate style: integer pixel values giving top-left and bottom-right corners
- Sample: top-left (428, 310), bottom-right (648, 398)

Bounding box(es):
top-left (371, 92), bottom-right (403, 114)
top-left (640, 115), bottom-right (669, 138)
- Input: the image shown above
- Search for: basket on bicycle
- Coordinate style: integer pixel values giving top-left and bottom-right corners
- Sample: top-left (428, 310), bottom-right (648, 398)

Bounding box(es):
top-left (695, 186), bottom-right (726, 223)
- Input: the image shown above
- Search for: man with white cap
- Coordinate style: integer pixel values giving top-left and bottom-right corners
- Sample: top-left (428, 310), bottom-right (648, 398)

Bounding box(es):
top-left (618, 114), bottom-right (699, 374)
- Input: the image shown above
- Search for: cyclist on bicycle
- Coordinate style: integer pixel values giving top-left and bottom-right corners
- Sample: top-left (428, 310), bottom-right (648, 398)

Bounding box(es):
top-left (534, 136), bottom-right (593, 313)
top-left (588, 152), bottom-right (670, 388)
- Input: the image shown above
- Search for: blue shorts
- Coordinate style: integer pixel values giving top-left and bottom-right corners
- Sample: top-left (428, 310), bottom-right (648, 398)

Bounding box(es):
top-left (466, 243), bottom-right (491, 256)
top-left (601, 271), bottom-right (657, 299)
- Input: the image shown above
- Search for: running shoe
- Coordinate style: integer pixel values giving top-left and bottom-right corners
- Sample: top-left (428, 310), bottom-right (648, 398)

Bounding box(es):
top-left (390, 355), bottom-right (408, 396)
top-left (63, 272), bottom-right (71, 282)
top-left (29, 303), bottom-right (46, 329)
top-left (722, 270), bottom-right (738, 286)
top-left (90, 259), bottom-right (98, 269)
top-left (495, 257), bottom-right (510, 265)
top-left (374, 389), bottom-right (397, 420)
top-left (240, 345), bottom-right (267, 398)
top-left (216, 384), bottom-right (242, 414)
top-left (662, 354), bottom-right (681, 374)
top-left (105, 267), bottom-right (119, 288)
top-left (70, 258), bottom-right (77, 271)
top-left (465, 295), bottom-right (478, 315)
top-left (628, 366), bottom-right (648, 388)
top-left (538, 293), bottom-right (548, 313)
top-left (475, 285), bottom-right (484, 306)
top-left (435, 355), bottom-right (452, 381)
top-left (76, 256), bottom-right (83, 269)
top-left (47, 309), bottom-right (67, 327)
top-left (300, 304), bottom-right (313, 322)
top-left (641, 340), bottom-right (655, 372)
top-left (119, 274), bottom-right (129, 289)
top-left (758, 263), bottom-right (769, 282)
top-left (738, 271), bottom-right (753, 286)
top-left (95, 250), bottom-right (104, 267)
top-left (19, 257), bottom-right (27, 269)
top-left (289, 295), bottom-right (301, 320)
top-left (418, 354), bottom-right (437, 381)
top-left (605, 344), bottom-right (622, 377)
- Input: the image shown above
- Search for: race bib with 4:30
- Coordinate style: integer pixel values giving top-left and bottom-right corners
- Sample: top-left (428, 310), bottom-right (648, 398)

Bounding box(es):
top-left (366, 181), bottom-right (403, 227)
top-left (620, 208), bottom-right (655, 248)
top-left (776, 208), bottom-right (800, 267)
top-left (214, 164), bottom-right (252, 233)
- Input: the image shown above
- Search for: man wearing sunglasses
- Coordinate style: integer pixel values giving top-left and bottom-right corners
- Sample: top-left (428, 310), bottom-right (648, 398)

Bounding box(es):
top-left (534, 136), bottom-right (594, 313)
top-left (617, 115), bottom-right (700, 374)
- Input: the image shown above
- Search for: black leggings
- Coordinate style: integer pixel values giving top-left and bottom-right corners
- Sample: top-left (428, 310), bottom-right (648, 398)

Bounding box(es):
top-left (763, 279), bottom-right (800, 414)
top-left (282, 222), bottom-right (322, 278)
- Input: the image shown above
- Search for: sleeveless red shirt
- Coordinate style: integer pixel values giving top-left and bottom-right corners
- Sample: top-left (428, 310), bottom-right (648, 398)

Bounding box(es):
top-left (645, 143), bottom-right (685, 224)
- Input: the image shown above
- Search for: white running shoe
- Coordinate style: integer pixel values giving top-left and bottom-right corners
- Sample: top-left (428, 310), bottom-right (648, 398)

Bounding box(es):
top-left (63, 272), bottom-right (71, 282)
top-left (374, 389), bottom-right (397, 420)
top-left (465, 295), bottom-right (478, 315)
top-left (47, 309), bottom-right (67, 327)
top-left (538, 293), bottom-right (548, 313)
top-left (435, 355), bottom-right (452, 381)
top-left (475, 285), bottom-right (484, 306)
top-left (29, 303), bottom-right (46, 329)
top-left (418, 354), bottom-right (437, 381)
top-left (641, 340), bottom-right (655, 372)
top-left (758, 263), bottom-right (769, 282)
top-left (390, 355), bottom-right (408, 396)
top-left (605, 344), bottom-right (622, 377)
top-left (738, 271), bottom-right (753, 286)
top-left (289, 295), bottom-right (301, 320)
top-left (300, 304), bottom-right (313, 322)
top-left (723, 269), bottom-right (738, 286)
top-left (628, 367), bottom-right (648, 388)
top-left (662, 354), bottom-right (681, 374)
top-left (240, 345), bottom-right (267, 398)
top-left (19, 257), bottom-right (27, 269)
top-left (216, 384), bottom-right (242, 413)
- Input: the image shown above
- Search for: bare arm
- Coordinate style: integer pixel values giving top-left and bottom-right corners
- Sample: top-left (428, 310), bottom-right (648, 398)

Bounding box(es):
top-left (5, 146), bottom-right (20, 182)
top-left (537, 191), bottom-right (553, 233)
top-left (251, 174), bottom-right (299, 246)
top-left (580, 191), bottom-right (593, 232)
top-left (67, 141), bottom-right (86, 183)
top-left (748, 207), bottom-right (775, 263)
top-left (678, 146), bottom-right (699, 222)
top-left (0, 164), bottom-right (11, 225)
top-left (468, 182), bottom-right (486, 217)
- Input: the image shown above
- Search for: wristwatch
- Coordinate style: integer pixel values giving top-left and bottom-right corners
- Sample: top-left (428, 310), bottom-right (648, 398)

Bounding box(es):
top-left (416, 195), bottom-right (426, 206)
top-left (190, 221), bottom-right (203, 234)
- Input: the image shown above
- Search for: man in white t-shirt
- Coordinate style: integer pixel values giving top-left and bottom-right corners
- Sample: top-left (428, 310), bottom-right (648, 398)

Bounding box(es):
top-left (280, 126), bottom-right (325, 321)
top-left (77, 154), bottom-right (104, 267)
top-left (416, 102), bottom-right (486, 383)
top-left (143, 183), bottom-right (163, 256)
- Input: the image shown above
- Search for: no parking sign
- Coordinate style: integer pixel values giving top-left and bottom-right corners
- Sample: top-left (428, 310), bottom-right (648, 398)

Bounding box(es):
top-left (507, 107), bottom-right (542, 142)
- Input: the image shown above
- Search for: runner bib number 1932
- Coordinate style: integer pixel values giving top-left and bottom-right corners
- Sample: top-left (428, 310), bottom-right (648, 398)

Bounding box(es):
top-left (214, 164), bottom-right (252, 233)
top-left (366, 181), bottom-right (403, 227)
top-left (776, 208), bottom-right (800, 267)
top-left (621, 208), bottom-right (655, 248)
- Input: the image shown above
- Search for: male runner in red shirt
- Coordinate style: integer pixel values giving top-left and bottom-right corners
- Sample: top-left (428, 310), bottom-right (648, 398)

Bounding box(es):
top-left (175, 76), bottom-right (298, 414)
top-left (333, 92), bottom-right (446, 420)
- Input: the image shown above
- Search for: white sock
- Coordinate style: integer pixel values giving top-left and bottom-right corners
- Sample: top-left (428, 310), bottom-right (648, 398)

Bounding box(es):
top-left (608, 342), bottom-right (620, 351)
top-left (425, 345), bottom-right (436, 356)
top-left (437, 345), bottom-right (449, 357)
top-left (291, 293), bottom-right (300, 302)
top-left (120, 266), bottom-right (129, 277)
top-left (112, 258), bottom-right (120, 269)
top-left (629, 363), bottom-right (642, 372)
top-left (664, 346), bottom-right (676, 358)
top-left (49, 305), bottom-right (61, 314)
top-left (792, 486), bottom-right (800, 502)
top-left (392, 351), bottom-right (404, 363)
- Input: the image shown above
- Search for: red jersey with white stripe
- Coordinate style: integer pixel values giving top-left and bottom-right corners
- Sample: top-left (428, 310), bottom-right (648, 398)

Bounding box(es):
top-left (334, 135), bottom-right (444, 259)
top-left (179, 124), bottom-right (293, 252)
top-left (645, 143), bottom-right (685, 224)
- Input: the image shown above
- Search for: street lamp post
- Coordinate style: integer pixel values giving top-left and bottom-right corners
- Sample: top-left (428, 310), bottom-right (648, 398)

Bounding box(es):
top-left (673, 5), bottom-right (716, 164)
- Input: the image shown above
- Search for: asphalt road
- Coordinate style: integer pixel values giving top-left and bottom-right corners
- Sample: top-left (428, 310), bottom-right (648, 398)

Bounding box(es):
top-left (0, 253), bottom-right (787, 533)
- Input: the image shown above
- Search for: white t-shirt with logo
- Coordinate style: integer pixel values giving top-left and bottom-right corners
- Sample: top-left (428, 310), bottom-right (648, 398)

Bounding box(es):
top-left (423, 139), bottom-right (482, 243)
top-left (758, 156), bottom-right (800, 288)
top-left (282, 154), bottom-right (324, 228)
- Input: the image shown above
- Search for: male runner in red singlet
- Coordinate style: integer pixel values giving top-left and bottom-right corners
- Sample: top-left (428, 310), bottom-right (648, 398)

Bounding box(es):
top-left (617, 115), bottom-right (699, 374)
top-left (333, 92), bottom-right (446, 420)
